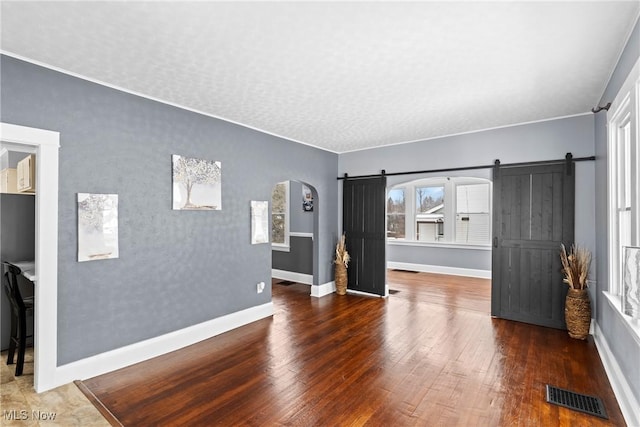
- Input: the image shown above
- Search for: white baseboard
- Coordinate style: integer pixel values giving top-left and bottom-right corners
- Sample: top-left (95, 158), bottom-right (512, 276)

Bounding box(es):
top-left (593, 322), bottom-right (640, 427)
top-left (311, 281), bottom-right (335, 298)
top-left (388, 261), bottom-right (491, 279)
top-left (272, 269), bottom-right (313, 285)
top-left (50, 303), bottom-right (273, 390)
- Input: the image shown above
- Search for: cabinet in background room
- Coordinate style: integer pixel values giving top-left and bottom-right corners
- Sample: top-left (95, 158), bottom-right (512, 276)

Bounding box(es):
top-left (17, 154), bottom-right (35, 193)
top-left (0, 168), bottom-right (18, 194)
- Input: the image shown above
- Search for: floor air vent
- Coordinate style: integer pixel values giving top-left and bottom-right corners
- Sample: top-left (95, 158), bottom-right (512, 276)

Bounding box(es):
top-left (546, 385), bottom-right (608, 419)
top-left (277, 280), bottom-right (295, 286)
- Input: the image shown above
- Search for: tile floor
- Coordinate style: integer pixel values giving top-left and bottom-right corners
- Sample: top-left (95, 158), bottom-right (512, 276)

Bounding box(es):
top-left (0, 348), bottom-right (109, 426)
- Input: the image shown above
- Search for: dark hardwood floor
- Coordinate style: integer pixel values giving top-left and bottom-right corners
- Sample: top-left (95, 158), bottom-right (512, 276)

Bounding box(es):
top-left (81, 270), bottom-right (625, 426)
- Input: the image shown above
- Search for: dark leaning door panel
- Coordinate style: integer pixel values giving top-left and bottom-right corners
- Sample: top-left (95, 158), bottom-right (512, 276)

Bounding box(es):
top-left (492, 162), bottom-right (574, 329)
top-left (343, 177), bottom-right (387, 296)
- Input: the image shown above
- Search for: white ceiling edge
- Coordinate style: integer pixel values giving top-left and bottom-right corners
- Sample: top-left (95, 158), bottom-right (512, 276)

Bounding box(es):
top-left (0, 50), bottom-right (342, 155)
top-left (338, 111), bottom-right (595, 155)
top-left (2, 50), bottom-right (602, 156)
top-left (594, 11), bottom-right (640, 105)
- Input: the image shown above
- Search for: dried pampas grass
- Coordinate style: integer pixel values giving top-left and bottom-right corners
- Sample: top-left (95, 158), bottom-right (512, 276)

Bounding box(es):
top-left (335, 233), bottom-right (350, 268)
top-left (560, 244), bottom-right (591, 290)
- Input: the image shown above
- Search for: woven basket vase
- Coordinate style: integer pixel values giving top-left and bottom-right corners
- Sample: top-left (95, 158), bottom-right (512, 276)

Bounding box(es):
top-left (565, 288), bottom-right (591, 340)
top-left (335, 262), bottom-right (347, 295)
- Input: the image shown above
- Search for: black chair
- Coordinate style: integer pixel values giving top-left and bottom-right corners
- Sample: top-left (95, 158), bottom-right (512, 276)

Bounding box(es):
top-left (3, 263), bottom-right (34, 376)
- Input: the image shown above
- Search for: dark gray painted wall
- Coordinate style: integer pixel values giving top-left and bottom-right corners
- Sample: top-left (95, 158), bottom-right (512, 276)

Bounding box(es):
top-left (1, 194), bottom-right (35, 349)
top-left (0, 55), bottom-right (339, 365)
top-left (272, 180), bottom-right (314, 274)
top-left (594, 18), bottom-right (640, 407)
top-left (272, 236), bottom-right (313, 275)
top-left (339, 114), bottom-right (596, 274)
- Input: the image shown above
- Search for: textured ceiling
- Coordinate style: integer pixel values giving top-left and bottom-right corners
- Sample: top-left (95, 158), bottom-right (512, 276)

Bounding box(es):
top-left (1, 2), bottom-right (639, 153)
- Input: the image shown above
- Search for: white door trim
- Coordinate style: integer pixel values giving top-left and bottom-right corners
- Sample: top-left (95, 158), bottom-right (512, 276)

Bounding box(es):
top-left (1, 122), bottom-right (60, 392)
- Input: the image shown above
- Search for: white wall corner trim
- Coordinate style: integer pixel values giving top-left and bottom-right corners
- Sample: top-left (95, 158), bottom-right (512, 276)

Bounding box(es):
top-left (593, 322), bottom-right (640, 427)
top-left (272, 269), bottom-right (313, 285)
top-left (52, 302), bottom-right (274, 390)
top-left (388, 261), bottom-right (491, 279)
top-left (311, 281), bottom-right (335, 298)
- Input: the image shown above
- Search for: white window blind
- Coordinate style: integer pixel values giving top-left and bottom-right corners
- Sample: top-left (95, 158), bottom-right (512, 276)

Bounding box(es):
top-left (456, 183), bottom-right (490, 244)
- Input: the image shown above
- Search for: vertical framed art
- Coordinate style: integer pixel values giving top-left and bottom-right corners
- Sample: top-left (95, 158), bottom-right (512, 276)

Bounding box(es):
top-left (251, 201), bottom-right (269, 244)
top-left (77, 193), bottom-right (119, 262)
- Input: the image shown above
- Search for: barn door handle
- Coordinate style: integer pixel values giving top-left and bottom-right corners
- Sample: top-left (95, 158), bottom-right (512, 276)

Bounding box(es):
top-left (493, 237), bottom-right (498, 248)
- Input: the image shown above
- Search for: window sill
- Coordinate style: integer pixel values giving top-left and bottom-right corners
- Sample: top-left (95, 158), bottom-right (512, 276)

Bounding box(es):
top-left (602, 291), bottom-right (640, 346)
top-left (387, 240), bottom-right (492, 251)
top-left (271, 244), bottom-right (290, 253)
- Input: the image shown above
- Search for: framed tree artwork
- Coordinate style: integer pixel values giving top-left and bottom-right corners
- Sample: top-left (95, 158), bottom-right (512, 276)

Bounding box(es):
top-left (172, 155), bottom-right (222, 210)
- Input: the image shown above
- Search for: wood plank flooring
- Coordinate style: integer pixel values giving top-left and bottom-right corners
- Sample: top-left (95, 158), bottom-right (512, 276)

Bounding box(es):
top-left (81, 271), bottom-right (625, 426)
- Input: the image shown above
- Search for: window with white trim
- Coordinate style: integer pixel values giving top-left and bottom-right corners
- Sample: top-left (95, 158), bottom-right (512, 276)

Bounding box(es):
top-left (387, 177), bottom-right (491, 245)
top-left (608, 57), bottom-right (639, 299)
top-left (271, 181), bottom-right (289, 249)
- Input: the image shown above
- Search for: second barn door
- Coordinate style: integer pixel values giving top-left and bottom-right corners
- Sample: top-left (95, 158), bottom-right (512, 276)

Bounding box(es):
top-left (491, 162), bottom-right (575, 329)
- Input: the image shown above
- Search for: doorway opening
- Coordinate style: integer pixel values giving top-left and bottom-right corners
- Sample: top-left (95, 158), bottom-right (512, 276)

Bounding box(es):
top-left (270, 180), bottom-right (318, 295)
top-left (1, 147), bottom-right (37, 375)
top-left (1, 122), bottom-right (60, 392)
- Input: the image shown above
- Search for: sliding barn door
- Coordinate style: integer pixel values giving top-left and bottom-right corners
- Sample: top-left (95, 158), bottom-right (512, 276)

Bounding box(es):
top-left (491, 162), bottom-right (574, 329)
top-left (342, 177), bottom-right (387, 296)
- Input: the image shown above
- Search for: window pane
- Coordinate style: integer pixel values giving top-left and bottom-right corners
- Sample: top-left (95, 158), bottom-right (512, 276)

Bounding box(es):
top-left (623, 122), bottom-right (631, 207)
top-left (272, 183), bottom-right (287, 213)
top-left (456, 213), bottom-right (490, 244)
top-left (416, 186), bottom-right (444, 241)
top-left (456, 183), bottom-right (490, 244)
top-left (457, 184), bottom-right (489, 213)
top-left (272, 214), bottom-right (285, 244)
top-left (387, 188), bottom-right (405, 239)
top-left (416, 186), bottom-right (444, 213)
top-left (272, 182), bottom-right (288, 244)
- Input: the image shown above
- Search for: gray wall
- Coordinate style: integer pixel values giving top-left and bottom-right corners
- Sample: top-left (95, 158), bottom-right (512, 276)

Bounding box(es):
top-left (594, 18), bottom-right (640, 409)
top-left (289, 181), bottom-right (314, 234)
top-left (339, 114), bottom-right (596, 275)
top-left (0, 150), bottom-right (29, 170)
top-left (1, 193), bottom-right (36, 349)
top-left (0, 55), bottom-right (339, 365)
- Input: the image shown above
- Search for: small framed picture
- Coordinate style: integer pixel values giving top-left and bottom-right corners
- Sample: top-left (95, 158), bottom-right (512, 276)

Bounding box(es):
top-left (302, 185), bottom-right (313, 212)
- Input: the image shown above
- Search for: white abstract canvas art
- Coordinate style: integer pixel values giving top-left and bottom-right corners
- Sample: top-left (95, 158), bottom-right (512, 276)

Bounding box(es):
top-left (251, 201), bottom-right (269, 244)
top-left (172, 155), bottom-right (221, 210)
top-left (77, 193), bottom-right (119, 262)
top-left (622, 246), bottom-right (640, 319)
